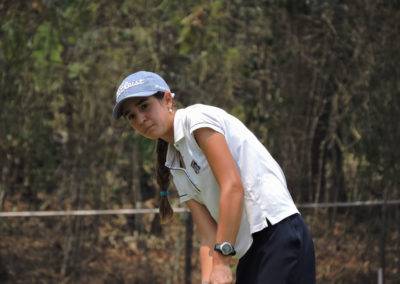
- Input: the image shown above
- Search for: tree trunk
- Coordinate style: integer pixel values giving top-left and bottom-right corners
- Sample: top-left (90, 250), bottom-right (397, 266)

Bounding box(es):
top-left (167, 213), bottom-right (186, 284)
top-left (0, 185), bottom-right (6, 211)
top-left (60, 165), bottom-right (83, 278)
top-left (184, 213), bottom-right (193, 284)
top-left (60, 87), bottom-right (83, 279)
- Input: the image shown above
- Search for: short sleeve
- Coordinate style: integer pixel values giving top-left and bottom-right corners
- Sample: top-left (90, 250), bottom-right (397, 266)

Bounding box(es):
top-left (185, 105), bottom-right (226, 136)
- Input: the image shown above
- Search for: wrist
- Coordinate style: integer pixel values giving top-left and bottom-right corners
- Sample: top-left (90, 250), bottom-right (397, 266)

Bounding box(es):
top-left (212, 251), bottom-right (231, 265)
top-left (214, 242), bottom-right (236, 256)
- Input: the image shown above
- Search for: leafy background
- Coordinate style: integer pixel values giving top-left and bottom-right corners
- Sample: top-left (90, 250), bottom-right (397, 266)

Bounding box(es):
top-left (0, 0), bottom-right (399, 283)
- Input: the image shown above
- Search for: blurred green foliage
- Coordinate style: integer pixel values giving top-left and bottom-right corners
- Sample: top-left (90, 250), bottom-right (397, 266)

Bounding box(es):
top-left (0, 0), bottom-right (399, 212)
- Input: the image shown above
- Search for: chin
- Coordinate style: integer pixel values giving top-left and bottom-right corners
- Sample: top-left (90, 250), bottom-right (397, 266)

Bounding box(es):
top-left (144, 133), bottom-right (160, 140)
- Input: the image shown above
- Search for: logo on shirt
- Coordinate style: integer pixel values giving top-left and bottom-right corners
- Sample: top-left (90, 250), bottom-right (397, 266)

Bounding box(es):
top-left (191, 160), bottom-right (201, 174)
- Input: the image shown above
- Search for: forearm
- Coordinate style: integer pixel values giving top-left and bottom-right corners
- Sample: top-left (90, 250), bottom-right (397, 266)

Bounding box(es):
top-left (199, 244), bottom-right (213, 281)
top-left (185, 200), bottom-right (218, 282)
top-left (214, 184), bottom-right (243, 263)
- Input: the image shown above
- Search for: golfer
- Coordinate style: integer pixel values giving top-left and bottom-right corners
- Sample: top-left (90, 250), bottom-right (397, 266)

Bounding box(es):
top-left (112, 71), bottom-right (316, 284)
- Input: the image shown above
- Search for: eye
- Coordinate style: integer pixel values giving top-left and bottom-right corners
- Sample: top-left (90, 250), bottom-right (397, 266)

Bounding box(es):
top-left (126, 113), bottom-right (135, 121)
top-left (140, 103), bottom-right (148, 111)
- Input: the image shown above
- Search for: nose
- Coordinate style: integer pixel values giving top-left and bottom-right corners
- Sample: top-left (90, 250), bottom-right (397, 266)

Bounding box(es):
top-left (136, 111), bottom-right (146, 125)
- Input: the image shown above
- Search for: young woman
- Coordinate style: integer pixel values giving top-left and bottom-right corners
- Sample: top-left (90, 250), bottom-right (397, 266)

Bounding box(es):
top-left (113, 71), bottom-right (316, 284)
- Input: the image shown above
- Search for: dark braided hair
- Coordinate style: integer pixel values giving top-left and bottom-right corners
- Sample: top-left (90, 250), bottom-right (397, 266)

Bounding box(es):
top-left (156, 138), bottom-right (173, 223)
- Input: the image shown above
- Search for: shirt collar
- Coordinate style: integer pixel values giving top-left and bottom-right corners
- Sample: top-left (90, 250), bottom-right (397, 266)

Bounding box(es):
top-left (165, 143), bottom-right (178, 169)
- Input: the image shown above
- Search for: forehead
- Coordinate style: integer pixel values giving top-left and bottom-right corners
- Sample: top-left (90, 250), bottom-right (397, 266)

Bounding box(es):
top-left (121, 97), bottom-right (149, 112)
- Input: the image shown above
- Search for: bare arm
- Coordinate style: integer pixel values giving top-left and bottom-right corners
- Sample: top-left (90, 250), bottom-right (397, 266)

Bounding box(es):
top-left (186, 199), bottom-right (217, 282)
top-left (194, 127), bottom-right (244, 282)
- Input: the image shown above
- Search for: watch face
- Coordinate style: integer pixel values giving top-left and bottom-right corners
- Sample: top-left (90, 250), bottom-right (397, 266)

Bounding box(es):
top-left (221, 243), bottom-right (233, 255)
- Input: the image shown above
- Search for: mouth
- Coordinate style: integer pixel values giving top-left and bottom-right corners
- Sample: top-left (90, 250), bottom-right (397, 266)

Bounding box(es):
top-left (144, 125), bottom-right (154, 134)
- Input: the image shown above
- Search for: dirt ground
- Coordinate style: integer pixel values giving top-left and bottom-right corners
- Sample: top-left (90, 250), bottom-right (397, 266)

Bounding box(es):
top-left (0, 207), bottom-right (399, 283)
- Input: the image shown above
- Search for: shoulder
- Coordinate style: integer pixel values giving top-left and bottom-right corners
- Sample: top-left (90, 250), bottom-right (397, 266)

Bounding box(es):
top-left (173, 104), bottom-right (230, 145)
top-left (180, 104), bottom-right (228, 122)
top-left (184, 104), bottom-right (225, 113)
top-left (180, 104), bottom-right (228, 133)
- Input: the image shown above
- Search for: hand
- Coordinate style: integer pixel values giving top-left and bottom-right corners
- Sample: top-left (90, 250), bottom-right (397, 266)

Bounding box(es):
top-left (210, 263), bottom-right (233, 284)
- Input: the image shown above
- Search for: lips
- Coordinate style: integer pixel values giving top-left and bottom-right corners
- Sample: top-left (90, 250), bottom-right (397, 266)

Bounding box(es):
top-left (144, 124), bottom-right (154, 134)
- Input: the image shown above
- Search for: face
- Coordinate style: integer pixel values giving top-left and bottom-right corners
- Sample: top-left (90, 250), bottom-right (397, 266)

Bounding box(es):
top-left (121, 93), bottom-right (174, 142)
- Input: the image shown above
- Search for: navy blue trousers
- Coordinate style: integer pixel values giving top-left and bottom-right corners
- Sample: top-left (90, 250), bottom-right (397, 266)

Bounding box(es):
top-left (236, 214), bottom-right (316, 284)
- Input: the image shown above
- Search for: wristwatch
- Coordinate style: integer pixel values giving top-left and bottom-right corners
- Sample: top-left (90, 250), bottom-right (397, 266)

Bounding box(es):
top-left (214, 242), bottom-right (236, 256)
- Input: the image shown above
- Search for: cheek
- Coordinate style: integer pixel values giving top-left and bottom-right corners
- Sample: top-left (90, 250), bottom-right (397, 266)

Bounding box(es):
top-left (127, 120), bottom-right (138, 130)
top-left (161, 112), bottom-right (171, 126)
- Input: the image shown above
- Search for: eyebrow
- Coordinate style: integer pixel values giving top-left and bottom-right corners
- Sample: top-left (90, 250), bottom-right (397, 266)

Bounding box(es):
top-left (136, 97), bottom-right (148, 106)
top-left (123, 97), bottom-right (148, 117)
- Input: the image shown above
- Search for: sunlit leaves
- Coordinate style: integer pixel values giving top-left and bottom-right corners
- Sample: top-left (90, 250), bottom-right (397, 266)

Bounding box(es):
top-left (31, 21), bottom-right (63, 92)
top-left (0, 0), bottom-right (398, 211)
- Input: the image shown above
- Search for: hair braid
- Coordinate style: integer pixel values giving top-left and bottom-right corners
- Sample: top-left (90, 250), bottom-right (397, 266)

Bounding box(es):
top-left (156, 138), bottom-right (173, 223)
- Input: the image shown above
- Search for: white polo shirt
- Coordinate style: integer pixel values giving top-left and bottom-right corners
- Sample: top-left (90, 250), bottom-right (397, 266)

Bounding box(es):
top-left (165, 104), bottom-right (299, 257)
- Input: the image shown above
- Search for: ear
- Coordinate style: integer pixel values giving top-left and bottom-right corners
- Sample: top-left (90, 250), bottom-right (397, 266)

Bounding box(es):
top-left (164, 92), bottom-right (174, 108)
